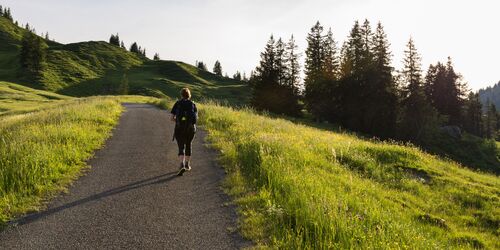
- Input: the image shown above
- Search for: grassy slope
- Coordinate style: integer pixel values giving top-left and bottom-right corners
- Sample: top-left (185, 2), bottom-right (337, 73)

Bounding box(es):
top-left (0, 81), bottom-right (70, 116)
top-left (0, 16), bottom-right (250, 105)
top-left (198, 103), bottom-right (499, 249)
top-left (0, 81), bottom-right (159, 226)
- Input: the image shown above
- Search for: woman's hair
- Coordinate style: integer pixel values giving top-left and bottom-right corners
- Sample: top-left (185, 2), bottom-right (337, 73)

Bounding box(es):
top-left (180, 88), bottom-right (191, 99)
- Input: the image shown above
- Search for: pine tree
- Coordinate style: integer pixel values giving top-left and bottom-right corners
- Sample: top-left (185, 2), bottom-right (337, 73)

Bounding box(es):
top-left (304, 21), bottom-right (326, 118)
top-left (285, 35), bottom-right (301, 95)
top-left (213, 60), bottom-right (222, 76)
top-left (365, 22), bottom-right (398, 138)
top-left (196, 61), bottom-right (207, 71)
top-left (109, 34), bottom-right (120, 46)
top-left (464, 92), bottom-right (483, 137)
top-left (275, 38), bottom-right (287, 85)
top-left (20, 32), bottom-right (46, 81)
top-left (399, 38), bottom-right (439, 141)
top-left (233, 71), bottom-right (242, 81)
top-left (153, 53), bottom-right (160, 61)
top-left (484, 101), bottom-right (497, 139)
top-left (322, 28), bottom-right (339, 80)
top-left (424, 57), bottom-right (466, 126)
top-left (3, 7), bottom-right (13, 21)
top-left (130, 42), bottom-right (140, 54)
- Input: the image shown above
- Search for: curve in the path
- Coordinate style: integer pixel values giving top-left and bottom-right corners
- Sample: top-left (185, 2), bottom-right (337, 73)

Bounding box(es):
top-left (0, 103), bottom-right (249, 249)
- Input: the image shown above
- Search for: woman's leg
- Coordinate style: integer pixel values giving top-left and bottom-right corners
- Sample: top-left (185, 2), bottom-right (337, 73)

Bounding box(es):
top-left (184, 130), bottom-right (195, 168)
top-left (175, 129), bottom-right (186, 167)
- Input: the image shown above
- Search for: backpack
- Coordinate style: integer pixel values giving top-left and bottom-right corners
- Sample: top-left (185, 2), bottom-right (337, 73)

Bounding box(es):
top-left (175, 99), bottom-right (196, 130)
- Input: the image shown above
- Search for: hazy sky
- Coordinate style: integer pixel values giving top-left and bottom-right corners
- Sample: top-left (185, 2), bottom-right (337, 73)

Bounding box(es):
top-left (3, 0), bottom-right (499, 90)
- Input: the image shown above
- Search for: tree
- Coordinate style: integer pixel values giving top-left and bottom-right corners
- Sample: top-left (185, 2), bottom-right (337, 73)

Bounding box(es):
top-left (464, 92), bottom-right (483, 137)
top-left (304, 21), bottom-right (327, 119)
top-left (2, 7), bottom-right (13, 21)
top-left (120, 41), bottom-right (126, 49)
top-left (213, 60), bottom-right (222, 76)
top-left (424, 57), bottom-right (466, 126)
top-left (20, 31), bottom-right (46, 80)
top-left (322, 28), bottom-right (339, 81)
top-left (285, 35), bottom-right (301, 95)
top-left (233, 71), bottom-right (242, 81)
top-left (251, 35), bottom-right (301, 116)
top-left (196, 61), bottom-right (207, 71)
top-left (153, 53), bottom-right (160, 61)
top-left (109, 34), bottom-right (120, 46)
top-left (399, 38), bottom-right (439, 141)
top-left (363, 22), bottom-right (398, 138)
top-left (130, 42), bottom-right (140, 54)
top-left (484, 101), bottom-right (497, 139)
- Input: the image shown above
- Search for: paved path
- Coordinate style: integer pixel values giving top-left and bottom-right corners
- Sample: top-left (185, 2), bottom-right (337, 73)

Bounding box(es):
top-left (0, 103), bottom-right (249, 249)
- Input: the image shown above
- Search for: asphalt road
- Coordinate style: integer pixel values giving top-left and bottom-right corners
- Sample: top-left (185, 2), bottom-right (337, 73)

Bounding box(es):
top-left (0, 103), bottom-right (249, 249)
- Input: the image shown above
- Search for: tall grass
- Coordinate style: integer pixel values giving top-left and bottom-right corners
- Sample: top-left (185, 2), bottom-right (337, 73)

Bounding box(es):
top-left (0, 97), bottom-right (123, 225)
top-left (199, 103), bottom-right (500, 249)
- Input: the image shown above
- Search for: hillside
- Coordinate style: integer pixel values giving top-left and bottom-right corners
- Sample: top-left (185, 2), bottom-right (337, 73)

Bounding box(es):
top-left (0, 81), bottom-right (70, 116)
top-left (198, 103), bottom-right (500, 249)
top-left (479, 81), bottom-right (500, 109)
top-left (0, 16), bottom-right (250, 105)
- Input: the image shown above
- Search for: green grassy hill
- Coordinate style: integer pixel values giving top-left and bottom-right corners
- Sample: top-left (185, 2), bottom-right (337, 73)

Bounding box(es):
top-left (0, 81), bottom-right (70, 116)
top-left (0, 16), bottom-right (250, 105)
top-left (198, 103), bottom-right (500, 249)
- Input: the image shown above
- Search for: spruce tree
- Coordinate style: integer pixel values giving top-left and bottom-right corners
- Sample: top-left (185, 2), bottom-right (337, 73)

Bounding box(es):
top-left (196, 61), bottom-right (207, 71)
top-left (275, 38), bottom-right (287, 85)
top-left (304, 21), bottom-right (326, 118)
top-left (120, 41), bottom-right (126, 49)
top-left (464, 92), bottom-right (483, 137)
top-left (322, 28), bottom-right (339, 80)
top-left (285, 35), bottom-right (301, 95)
top-left (153, 53), bottom-right (160, 61)
top-left (399, 38), bottom-right (439, 141)
top-left (20, 32), bottom-right (46, 81)
top-left (485, 101), bottom-right (497, 139)
top-left (233, 71), bottom-right (242, 81)
top-left (213, 60), bottom-right (222, 76)
top-left (0, 5), bottom-right (3, 16)
top-left (130, 42), bottom-right (140, 54)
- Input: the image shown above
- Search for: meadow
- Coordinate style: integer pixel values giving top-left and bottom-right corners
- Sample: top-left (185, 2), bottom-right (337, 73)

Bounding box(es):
top-left (197, 102), bottom-right (500, 249)
top-left (0, 83), bottom-right (157, 226)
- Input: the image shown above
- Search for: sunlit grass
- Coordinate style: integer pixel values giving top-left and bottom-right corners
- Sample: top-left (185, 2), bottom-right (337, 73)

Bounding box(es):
top-left (198, 102), bottom-right (499, 249)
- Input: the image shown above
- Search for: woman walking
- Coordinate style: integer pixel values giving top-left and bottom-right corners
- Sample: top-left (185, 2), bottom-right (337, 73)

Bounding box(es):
top-left (170, 88), bottom-right (198, 176)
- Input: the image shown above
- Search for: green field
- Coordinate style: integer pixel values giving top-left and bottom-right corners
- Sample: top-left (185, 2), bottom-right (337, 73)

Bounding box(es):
top-left (198, 103), bottom-right (499, 249)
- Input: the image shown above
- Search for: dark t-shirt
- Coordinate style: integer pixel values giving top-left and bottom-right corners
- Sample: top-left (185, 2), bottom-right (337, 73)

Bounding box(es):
top-left (171, 99), bottom-right (198, 124)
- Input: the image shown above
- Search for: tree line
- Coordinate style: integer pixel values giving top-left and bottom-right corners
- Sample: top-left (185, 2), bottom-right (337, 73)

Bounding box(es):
top-left (251, 20), bottom-right (497, 142)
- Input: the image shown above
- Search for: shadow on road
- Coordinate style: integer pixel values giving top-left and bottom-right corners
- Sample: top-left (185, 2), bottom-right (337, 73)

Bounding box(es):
top-left (11, 171), bottom-right (178, 226)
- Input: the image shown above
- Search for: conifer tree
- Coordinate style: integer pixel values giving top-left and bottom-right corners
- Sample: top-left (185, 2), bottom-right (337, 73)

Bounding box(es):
top-left (322, 28), bottom-right (339, 80)
top-left (0, 5), bottom-right (3, 16)
top-left (20, 32), bottom-right (46, 80)
top-left (233, 71), bottom-right (242, 81)
top-left (213, 60), bottom-right (222, 76)
top-left (285, 35), bottom-right (301, 95)
top-left (464, 92), bottom-right (483, 137)
top-left (120, 41), bottom-right (126, 49)
top-left (304, 21), bottom-right (327, 118)
top-left (196, 61), bottom-right (207, 71)
top-left (153, 53), bottom-right (160, 61)
top-left (275, 38), bottom-right (287, 85)
top-left (399, 38), bottom-right (439, 141)
top-left (130, 42), bottom-right (140, 54)
top-left (484, 101), bottom-right (497, 139)
top-left (424, 57), bottom-right (466, 126)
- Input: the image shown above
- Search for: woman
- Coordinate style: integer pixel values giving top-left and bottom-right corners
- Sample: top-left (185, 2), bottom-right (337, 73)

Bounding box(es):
top-left (170, 88), bottom-right (198, 176)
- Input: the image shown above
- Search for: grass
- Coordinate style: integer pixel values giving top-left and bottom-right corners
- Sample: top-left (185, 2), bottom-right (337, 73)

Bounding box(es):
top-left (0, 81), bottom-right (159, 226)
top-left (195, 102), bottom-right (500, 249)
top-left (0, 81), bottom-right (71, 116)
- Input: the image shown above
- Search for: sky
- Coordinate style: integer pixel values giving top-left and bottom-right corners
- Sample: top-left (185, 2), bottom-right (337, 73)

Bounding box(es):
top-left (2, 0), bottom-right (499, 90)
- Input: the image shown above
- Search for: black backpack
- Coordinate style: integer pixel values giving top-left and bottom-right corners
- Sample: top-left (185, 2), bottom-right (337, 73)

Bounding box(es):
top-left (175, 99), bottom-right (196, 129)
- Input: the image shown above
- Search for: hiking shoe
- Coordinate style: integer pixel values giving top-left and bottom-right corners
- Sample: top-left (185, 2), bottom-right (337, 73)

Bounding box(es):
top-left (185, 164), bottom-right (192, 171)
top-left (177, 167), bottom-right (186, 176)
